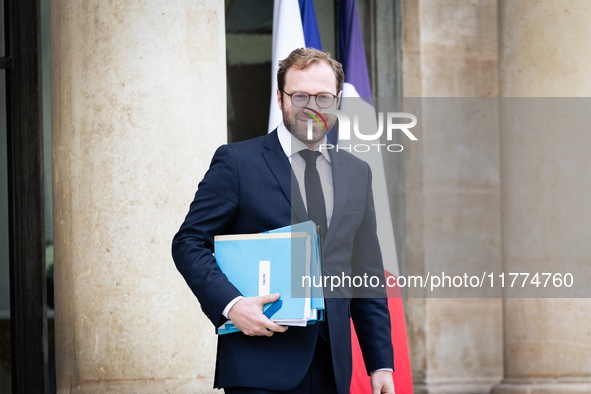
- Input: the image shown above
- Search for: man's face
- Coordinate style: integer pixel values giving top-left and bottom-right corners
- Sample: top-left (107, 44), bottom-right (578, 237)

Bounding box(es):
top-left (277, 61), bottom-right (341, 149)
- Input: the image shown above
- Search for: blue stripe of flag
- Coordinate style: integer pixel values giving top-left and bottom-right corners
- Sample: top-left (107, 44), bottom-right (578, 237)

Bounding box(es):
top-left (299, 0), bottom-right (322, 50)
top-left (339, 0), bottom-right (372, 100)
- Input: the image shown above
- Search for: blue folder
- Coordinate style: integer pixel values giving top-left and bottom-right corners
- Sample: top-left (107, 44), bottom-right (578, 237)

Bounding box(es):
top-left (214, 225), bottom-right (323, 335)
top-left (266, 221), bottom-right (325, 324)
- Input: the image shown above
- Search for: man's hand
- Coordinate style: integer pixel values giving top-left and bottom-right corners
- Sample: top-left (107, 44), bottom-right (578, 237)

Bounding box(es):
top-left (227, 293), bottom-right (288, 337)
top-left (371, 370), bottom-right (395, 394)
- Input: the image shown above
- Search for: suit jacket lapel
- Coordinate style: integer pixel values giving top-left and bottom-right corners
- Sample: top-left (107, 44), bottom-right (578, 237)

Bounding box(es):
top-left (325, 148), bottom-right (347, 248)
top-left (262, 130), bottom-right (308, 223)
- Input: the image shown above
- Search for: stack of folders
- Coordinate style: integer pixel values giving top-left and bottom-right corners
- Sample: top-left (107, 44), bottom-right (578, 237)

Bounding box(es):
top-left (214, 221), bottom-right (324, 335)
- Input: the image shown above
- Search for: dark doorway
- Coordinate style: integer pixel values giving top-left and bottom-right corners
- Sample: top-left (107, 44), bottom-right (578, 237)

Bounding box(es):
top-left (2, 0), bottom-right (50, 392)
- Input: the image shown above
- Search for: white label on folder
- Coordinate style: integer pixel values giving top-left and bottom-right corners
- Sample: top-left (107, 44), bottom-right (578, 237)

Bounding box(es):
top-left (259, 260), bottom-right (271, 296)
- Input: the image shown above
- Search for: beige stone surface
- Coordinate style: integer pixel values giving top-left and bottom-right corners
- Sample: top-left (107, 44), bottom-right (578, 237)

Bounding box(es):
top-left (499, 0), bottom-right (591, 97)
top-left (422, 190), bottom-right (501, 297)
top-left (426, 299), bottom-right (502, 376)
top-left (503, 299), bottom-right (591, 378)
top-left (70, 377), bottom-right (215, 394)
top-left (401, 1), bottom-right (503, 392)
top-left (495, 1), bottom-right (591, 393)
top-left (493, 382), bottom-right (591, 394)
top-left (51, 1), bottom-right (225, 393)
top-left (421, 98), bottom-right (499, 189)
top-left (408, 299), bottom-right (502, 393)
top-left (499, 99), bottom-right (591, 282)
top-left (401, 0), bottom-right (422, 98)
top-left (411, 298), bottom-right (503, 394)
top-left (495, 101), bottom-right (591, 389)
top-left (418, 0), bottom-right (498, 97)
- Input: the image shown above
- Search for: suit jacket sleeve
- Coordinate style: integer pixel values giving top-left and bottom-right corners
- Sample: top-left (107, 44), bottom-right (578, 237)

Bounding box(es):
top-left (349, 163), bottom-right (395, 374)
top-left (172, 144), bottom-right (243, 327)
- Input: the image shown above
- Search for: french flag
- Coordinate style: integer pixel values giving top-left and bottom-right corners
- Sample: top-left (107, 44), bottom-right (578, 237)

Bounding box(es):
top-left (268, 0), bottom-right (321, 133)
top-left (338, 1), bottom-right (413, 393)
top-left (268, 1), bottom-right (413, 392)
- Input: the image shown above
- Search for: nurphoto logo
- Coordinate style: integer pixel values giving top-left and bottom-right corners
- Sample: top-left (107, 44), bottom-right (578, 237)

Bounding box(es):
top-left (306, 108), bottom-right (418, 153)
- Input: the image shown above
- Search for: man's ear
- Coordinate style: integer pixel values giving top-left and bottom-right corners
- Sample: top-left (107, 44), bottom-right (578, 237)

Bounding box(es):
top-left (276, 89), bottom-right (283, 109)
top-left (336, 90), bottom-right (342, 107)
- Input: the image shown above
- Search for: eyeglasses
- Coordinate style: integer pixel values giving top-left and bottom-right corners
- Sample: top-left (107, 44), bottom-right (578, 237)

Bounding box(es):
top-left (282, 91), bottom-right (337, 109)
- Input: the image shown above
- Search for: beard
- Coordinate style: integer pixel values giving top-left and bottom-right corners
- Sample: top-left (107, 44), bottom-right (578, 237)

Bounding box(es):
top-left (281, 101), bottom-right (337, 148)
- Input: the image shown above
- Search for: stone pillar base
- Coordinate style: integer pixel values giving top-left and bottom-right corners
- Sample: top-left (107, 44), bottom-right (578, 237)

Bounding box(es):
top-left (68, 377), bottom-right (217, 394)
top-left (492, 379), bottom-right (591, 394)
top-left (414, 377), bottom-right (501, 394)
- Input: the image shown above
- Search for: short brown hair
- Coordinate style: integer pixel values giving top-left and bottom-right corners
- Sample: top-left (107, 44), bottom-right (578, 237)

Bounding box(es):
top-left (277, 48), bottom-right (344, 94)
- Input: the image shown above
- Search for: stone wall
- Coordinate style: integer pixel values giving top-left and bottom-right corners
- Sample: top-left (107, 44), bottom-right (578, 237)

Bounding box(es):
top-left (401, 1), bottom-right (503, 393)
top-left (51, 1), bottom-right (226, 392)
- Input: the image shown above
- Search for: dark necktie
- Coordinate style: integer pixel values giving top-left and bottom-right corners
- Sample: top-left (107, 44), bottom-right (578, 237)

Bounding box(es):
top-left (299, 149), bottom-right (330, 343)
top-left (298, 149), bottom-right (327, 240)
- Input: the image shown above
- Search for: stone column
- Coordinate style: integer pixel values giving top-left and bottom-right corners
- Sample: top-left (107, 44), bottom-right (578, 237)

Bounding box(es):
top-left (51, 1), bottom-right (225, 392)
top-left (493, 1), bottom-right (591, 393)
top-left (401, 0), bottom-right (503, 393)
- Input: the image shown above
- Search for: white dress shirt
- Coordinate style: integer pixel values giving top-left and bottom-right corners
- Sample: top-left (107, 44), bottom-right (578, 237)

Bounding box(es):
top-left (276, 121), bottom-right (334, 227)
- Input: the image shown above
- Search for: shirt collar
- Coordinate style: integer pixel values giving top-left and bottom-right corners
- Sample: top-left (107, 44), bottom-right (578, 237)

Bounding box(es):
top-left (277, 121), bottom-right (331, 163)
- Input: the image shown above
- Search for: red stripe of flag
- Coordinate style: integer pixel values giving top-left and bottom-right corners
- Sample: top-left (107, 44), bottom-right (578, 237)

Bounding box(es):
top-left (350, 270), bottom-right (413, 394)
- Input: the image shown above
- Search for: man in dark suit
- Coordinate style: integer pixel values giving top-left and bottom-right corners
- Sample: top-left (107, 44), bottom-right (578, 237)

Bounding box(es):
top-left (172, 48), bottom-right (395, 394)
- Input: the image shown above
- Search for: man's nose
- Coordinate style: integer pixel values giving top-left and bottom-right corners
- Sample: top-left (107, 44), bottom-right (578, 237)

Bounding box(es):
top-left (307, 96), bottom-right (321, 111)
